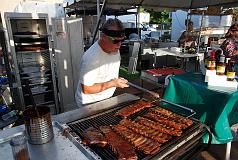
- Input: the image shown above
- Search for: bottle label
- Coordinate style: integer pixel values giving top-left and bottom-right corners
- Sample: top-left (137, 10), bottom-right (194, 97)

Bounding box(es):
top-left (227, 72), bottom-right (235, 78)
top-left (208, 60), bottom-right (216, 68)
top-left (216, 66), bottom-right (225, 73)
top-left (219, 56), bottom-right (225, 63)
top-left (205, 59), bottom-right (209, 67)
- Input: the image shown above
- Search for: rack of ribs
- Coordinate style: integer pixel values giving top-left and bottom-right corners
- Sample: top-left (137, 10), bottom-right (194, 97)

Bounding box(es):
top-left (115, 101), bottom-right (153, 118)
top-left (112, 125), bottom-right (161, 155)
top-left (119, 119), bottom-right (172, 143)
top-left (99, 126), bottom-right (138, 160)
top-left (135, 117), bottom-right (182, 136)
top-left (81, 127), bottom-right (107, 147)
top-left (149, 108), bottom-right (193, 128)
top-left (144, 112), bottom-right (184, 130)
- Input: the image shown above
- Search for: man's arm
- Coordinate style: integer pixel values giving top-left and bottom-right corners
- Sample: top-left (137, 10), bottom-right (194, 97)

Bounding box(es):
top-left (81, 77), bottom-right (128, 94)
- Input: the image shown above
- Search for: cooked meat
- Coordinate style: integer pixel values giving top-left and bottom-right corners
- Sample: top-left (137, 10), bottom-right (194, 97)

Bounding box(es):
top-left (112, 125), bottom-right (161, 155)
top-left (81, 127), bottom-right (107, 147)
top-left (119, 119), bottom-right (172, 143)
top-left (115, 101), bottom-right (153, 118)
top-left (144, 112), bottom-right (184, 130)
top-left (99, 126), bottom-right (138, 160)
top-left (150, 108), bottom-right (193, 128)
top-left (135, 117), bottom-right (182, 136)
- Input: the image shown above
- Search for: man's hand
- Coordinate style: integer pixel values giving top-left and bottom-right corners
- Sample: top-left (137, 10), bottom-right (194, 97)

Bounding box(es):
top-left (81, 77), bottom-right (129, 94)
top-left (112, 77), bottom-right (129, 88)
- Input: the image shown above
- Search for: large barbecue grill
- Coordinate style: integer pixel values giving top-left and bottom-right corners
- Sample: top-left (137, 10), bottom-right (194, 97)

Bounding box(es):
top-left (64, 99), bottom-right (211, 160)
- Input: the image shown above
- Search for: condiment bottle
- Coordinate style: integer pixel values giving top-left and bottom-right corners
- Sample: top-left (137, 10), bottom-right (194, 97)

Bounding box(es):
top-left (225, 57), bottom-right (231, 74)
top-left (226, 60), bottom-right (236, 81)
top-left (10, 135), bottom-right (30, 160)
top-left (215, 48), bottom-right (223, 64)
top-left (216, 54), bottom-right (226, 75)
top-left (204, 47), bottom-right (212, 68)
top-left (207, 50), bottom-right (216, 70)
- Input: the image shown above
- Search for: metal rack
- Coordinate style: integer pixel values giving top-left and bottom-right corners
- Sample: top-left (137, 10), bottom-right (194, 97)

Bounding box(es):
top-left (4, 12), bottom-right (59, 114)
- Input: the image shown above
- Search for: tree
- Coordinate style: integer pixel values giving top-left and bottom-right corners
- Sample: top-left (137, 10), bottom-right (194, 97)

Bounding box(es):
top-left (144, 9), bottom-right (172, 24)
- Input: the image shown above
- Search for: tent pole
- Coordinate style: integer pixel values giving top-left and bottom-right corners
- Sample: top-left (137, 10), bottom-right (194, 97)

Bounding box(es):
top-left (91, 0), bottom-right (107, 45)
top-left (97, 0), bottom-right (100, 39)
top-left (97, 0), bottom-right (100, 20)
top-left (186, 11), bottom-right (189, 31)
top-left (197, 10), bottom-right (204, 53)
top-left (137, 6), bottom-right (140, 37)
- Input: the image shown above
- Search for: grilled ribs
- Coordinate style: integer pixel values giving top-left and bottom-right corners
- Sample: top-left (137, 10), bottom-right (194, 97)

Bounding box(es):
top-left (150, 108), bottom-right (193, 128)
top-left (115, 101), bottom-right (153, 118)
top-left (144, 112), bottom-right (184, 130)
top-left (112, 125), bottom-right (161, 155)
top-left (81, 127), bottom-right (107, 147)
top-left (120, 119), bottom-right (172, 143)
top-left (135, 117), bottom-right (182, 136)
top-left (99, 126), bottom-right (138, 160)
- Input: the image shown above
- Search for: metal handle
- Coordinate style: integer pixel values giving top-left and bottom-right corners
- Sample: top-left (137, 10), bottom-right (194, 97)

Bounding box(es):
top-left (128, 82), bottom-right (196, 118)
top-left (160, 99), bottom-right (196, 118)
top-left (128, 82), bottom-right (160, 99)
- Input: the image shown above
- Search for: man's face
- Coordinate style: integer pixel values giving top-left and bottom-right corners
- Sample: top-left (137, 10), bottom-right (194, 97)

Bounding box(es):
top-left (105, 35), bottom-right (124, 53)
top-left (188, 23), bottom-right (193, 31)
top-left (101, 27), bottom-right (125, 53)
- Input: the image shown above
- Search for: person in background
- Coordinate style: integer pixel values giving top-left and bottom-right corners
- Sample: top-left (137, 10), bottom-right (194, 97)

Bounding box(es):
top-left (225, 27), bottom-right (232, 38)
top-left (178, 20), bottom-right (197, 48)
top-left (75, 18), bottom-right (129, 106)
top-left (220, 24), bottom-right (238, 63)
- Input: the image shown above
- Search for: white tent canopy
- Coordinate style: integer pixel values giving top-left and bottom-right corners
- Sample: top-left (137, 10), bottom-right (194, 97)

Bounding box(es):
top-left (66, 0), bottom-right (238, 11)
top-left (65, 0), bottom-right (238, 44)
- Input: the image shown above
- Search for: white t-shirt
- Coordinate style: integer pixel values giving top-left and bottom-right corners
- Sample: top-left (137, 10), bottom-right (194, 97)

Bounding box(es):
top-left (75, 41), bottom-right (121, 106)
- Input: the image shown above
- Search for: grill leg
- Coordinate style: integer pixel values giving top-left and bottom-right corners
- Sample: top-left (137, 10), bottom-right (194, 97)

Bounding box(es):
top-left (225, 142), bottom-right (231, 160)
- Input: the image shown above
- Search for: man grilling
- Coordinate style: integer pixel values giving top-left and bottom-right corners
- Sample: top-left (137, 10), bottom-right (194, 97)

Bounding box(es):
top-left (75, 18), bottom-right (129, 107)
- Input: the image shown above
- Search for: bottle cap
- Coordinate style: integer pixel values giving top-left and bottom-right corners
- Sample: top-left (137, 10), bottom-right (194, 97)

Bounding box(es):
top-left (220, 56), bottom-right (225, 62)
top-left (10, 135), bottom-right (27, 146)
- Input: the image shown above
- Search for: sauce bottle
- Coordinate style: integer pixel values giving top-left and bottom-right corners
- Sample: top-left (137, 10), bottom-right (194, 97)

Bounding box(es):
top-left (225, 57), bottom-right (231, 74)
top-left (215, 48), bottom-right (223, 64)
top-left (207, 50), bottom-right (216, 70)
top-left (226, 60), bottom-right (236, 81)
top-left (216, 54), bottom-right (226, 75)
top-left (204, 47), bottom-right (212, 68)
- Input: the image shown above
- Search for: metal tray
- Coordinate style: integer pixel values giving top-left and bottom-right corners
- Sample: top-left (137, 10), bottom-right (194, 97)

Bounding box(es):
top-left (0, 122), bottom-right (88, 160)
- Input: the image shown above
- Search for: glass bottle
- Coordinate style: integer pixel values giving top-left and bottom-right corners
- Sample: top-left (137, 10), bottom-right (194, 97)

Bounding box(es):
top-left (225, 57), bottom-right (231, 74)
top-left (10, 135), bottom-right (30, 160)
top-left (226, 60), bottom-right (236, 81)
top-left (216, 54), bottom-right (226, 75)
top-left (207, 50), bottom-right (216, 70)
top-left (215, 48), bottom-right (223, 64)
top-left (204, 47), bottom-right (212, 68)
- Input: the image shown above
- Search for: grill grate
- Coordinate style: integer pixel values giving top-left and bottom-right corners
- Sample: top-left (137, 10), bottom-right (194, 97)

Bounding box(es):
top-left (67, 100), bottom-right (205, 160)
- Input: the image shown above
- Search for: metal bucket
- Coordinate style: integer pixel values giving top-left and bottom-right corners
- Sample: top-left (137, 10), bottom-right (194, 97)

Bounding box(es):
top-left (23, 106), bottom-right (54, 145)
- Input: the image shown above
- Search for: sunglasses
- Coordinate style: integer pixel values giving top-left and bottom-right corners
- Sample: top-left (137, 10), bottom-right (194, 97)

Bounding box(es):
top-left (108, 36), bottom-right (125, 44)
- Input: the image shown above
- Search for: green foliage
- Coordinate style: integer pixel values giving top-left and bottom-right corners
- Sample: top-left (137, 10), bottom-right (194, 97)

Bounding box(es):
top-left (144, 9), bottom-right (172, 24)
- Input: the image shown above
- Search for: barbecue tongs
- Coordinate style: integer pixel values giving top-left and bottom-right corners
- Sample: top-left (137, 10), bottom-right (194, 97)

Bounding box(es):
top-left (128, 82), bottom-right (196, 118)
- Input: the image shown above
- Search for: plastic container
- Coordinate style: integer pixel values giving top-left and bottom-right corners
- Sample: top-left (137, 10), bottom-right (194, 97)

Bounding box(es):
top-left (2, 110), bottom-right (18, 121)
top-left (10, 135), bottom-right (30, 160)
top-left (0, 104), bottom-right (9, 115)
top-left (231, 124), bottom-right (238, 140)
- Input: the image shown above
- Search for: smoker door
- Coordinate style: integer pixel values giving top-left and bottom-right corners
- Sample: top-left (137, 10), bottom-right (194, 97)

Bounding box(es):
top-left (4, 12), bottom-right (59, 114)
